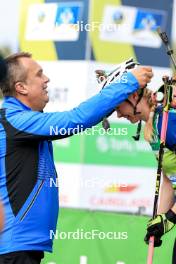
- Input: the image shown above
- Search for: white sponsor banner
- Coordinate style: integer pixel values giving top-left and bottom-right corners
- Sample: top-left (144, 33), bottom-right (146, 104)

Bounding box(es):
top-left (39, 61), bottom-right (88, 112)
top-left (25, 3), bottom-right (82, 41)
top-left (56, 163), bottom-right (82, 208)
top-left (80, 165), bottom-right (156, 215)
top-left (56, 163), bottom-right (156, 215)
top-left (100, 5), bottom-right (166, 48)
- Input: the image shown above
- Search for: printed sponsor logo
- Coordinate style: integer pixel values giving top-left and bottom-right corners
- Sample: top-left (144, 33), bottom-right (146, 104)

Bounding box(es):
top-left (100, 5), bottom-right (166, 48)
top-left (105, 184), bottom-right (138, 193)
top-left (26, 2), bottom-right (82, 41)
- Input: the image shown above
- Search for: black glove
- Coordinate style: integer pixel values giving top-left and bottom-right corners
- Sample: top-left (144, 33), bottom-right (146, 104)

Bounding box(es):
top-left (144, 209), bottom-right (176, 247)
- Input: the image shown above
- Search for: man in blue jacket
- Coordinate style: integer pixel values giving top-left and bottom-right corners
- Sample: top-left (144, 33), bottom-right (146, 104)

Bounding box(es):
top-left (0, 52), bottom-right (153, 263)
top-left (0, 200), bottom-right (3, 232)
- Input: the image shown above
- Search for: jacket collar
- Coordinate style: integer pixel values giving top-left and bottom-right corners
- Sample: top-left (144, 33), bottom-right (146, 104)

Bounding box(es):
top-left (2, 96), bottom-right (31, 111)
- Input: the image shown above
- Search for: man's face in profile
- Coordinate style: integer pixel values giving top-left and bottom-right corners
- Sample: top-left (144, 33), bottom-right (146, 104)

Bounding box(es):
top-left (18, 57), bottom-right (50, 111)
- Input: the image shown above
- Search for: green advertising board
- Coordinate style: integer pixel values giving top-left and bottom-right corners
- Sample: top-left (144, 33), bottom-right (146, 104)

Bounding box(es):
top-left (53, 122), bottom-right (157, 168)
top-left (42, 208), bottom-right (175, 264)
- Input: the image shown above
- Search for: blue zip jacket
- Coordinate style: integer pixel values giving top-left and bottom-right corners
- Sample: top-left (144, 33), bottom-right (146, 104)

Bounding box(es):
top-left (0, 72), bottom-right (138, 254)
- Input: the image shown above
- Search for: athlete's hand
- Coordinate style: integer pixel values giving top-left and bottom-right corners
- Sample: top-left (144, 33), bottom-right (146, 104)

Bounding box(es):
top-left (144, 209), bottom-right (176, 247)
top-left (131, 67), bottom-right (153, 88)
top-left (171, 74), bottom-right (176, 108)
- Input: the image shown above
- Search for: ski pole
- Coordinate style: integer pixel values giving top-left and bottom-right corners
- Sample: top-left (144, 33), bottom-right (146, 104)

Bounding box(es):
top-left (147, 78), bottom-right (172, 264)
top-left (147, 28), bottom-right (176, 263)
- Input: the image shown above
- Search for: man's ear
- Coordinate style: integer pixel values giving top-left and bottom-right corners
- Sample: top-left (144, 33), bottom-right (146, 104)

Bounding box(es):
top-left (15, 82), bottom-right (28, 95)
